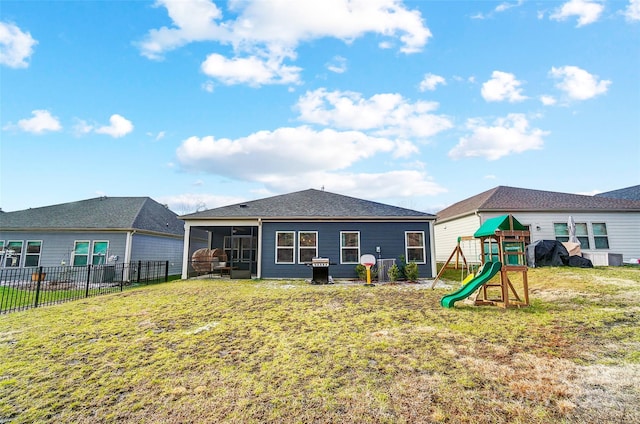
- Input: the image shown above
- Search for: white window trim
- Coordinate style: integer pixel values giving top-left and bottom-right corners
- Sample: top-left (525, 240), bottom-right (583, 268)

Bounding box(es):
top-left (298, 231), bottom-right (318, 263)
top-left (340, 231), bottom-right (360, 264)
top-left (275, 231), bottom-right (295, 264)
top-left (405, 231), bottom-right (426, 264)
top-left (4, 240), bottom-right (24, 268)
top-left (592, 222), bottom-right (609, 250)
top-left (554, 222), bottom-right (591, 249)
top-left (92, 241), bottom-right (109, 265)
top-left (72, 240), bottom-right (91, 266)
top-left (25, 240), bottom-right (43, 267)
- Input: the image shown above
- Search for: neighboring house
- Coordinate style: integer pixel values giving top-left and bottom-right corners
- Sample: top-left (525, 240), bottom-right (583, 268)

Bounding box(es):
top-left (0, 197), bottom-right (191, 276)
top-left (179, 189), bottom-right (437, 280)
top-left (596, 185), bottom-right (640, 201)
top-left (434, 186), bottom-right (640, 264)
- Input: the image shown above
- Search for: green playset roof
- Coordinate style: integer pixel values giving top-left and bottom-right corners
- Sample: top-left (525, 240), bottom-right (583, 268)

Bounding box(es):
top-left (474, 214), bottom-right (527, 238)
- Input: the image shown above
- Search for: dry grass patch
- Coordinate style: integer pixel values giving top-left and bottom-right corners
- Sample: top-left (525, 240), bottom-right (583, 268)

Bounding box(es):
top-left (1, 266), bottom-right (639, 423)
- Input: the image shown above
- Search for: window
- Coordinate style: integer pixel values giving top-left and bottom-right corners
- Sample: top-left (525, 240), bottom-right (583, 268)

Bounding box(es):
top-left (72, 241), bottom-right (90, 266)
top-left (340, 232), bottom-right (360, 264)
top-left (405, 231), bottom-right (426, 263)
top-left (4, 241), bottom-right (23, 267)
top-left (25, 241), bottom-right (42, 267)
top-left (298, 232), bottom-right (318, 263)
top-left (593, 223), bottom-right (609, 249)
top-left (554, 222), bottom-right (590, 249)
top-left (92, 241), bottom-right (109, 265)
top-left (275, 232), bottom-right (295, 264)
top-left (554, 223), bottom-right (569, 242)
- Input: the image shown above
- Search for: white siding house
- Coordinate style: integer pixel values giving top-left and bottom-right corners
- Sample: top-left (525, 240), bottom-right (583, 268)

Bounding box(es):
top-left (435, 186), bottom-right (640, 264)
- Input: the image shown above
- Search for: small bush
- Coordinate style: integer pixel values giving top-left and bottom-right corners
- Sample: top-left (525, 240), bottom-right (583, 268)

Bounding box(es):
top-left (405, 261), bottom-right (419, 282)
top-left (388, 263), bottom-right (400, 282)
top-left (355, 264), bottom-right (377, 281)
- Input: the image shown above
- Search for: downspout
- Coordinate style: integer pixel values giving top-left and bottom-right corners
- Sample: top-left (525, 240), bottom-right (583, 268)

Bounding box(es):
top-left (257, 218), bottom-right (262, 279)
top-left (429, 219), bottom-right (437, 278)
top-left (124, 230), bottom-right (135, 281)
top-left (181, 223), bottom-right (192, 280)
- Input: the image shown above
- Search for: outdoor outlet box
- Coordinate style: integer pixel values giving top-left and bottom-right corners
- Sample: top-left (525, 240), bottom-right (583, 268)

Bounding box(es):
top-left (375, 246), bottom-right (380, 253)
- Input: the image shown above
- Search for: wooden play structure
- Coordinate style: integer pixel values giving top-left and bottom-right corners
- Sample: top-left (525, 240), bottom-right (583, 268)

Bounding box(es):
top-left (438, 214), bottom-right (530, 308)
top-left (473, 214), bottom-right (529, 308)
top-left (431, 235), bottom-right (480, 286)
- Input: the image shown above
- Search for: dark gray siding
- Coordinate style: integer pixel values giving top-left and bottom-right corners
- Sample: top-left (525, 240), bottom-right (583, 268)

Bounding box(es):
top-left (0, 231), bottom-right (127, 267)
top-left (130, 234), bottom-right (184, 276)
top-left (260, 221), bottom-right (433, 279)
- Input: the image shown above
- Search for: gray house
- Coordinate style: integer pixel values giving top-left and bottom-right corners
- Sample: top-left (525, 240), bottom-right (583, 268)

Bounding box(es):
top-left (180, 189), bottom-right (437, 280)
top-left (0, 197), bottom-right (188, 275)
top-left (434, 186), bottom-right (640, 265)
top-left (596, 185), bottom-right (640, 201)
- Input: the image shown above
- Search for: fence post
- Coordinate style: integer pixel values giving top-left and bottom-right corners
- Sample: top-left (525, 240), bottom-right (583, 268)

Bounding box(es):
top-left (137, 261), bottom-right (142, 284)
top-left (33, 266), bottom-right (43, 308)
top-left (165, 261), bottom-right (169, 282)
top-left (85, 265), bottom-right (92, 298)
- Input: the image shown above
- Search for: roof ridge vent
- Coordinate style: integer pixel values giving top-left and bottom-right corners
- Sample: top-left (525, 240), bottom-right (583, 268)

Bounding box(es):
top-left (239, 204), bottom-right (248, 208)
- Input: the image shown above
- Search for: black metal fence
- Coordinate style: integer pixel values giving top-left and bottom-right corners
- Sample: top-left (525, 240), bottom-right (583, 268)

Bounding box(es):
top-left (0, 261), bottom-right (170, 314)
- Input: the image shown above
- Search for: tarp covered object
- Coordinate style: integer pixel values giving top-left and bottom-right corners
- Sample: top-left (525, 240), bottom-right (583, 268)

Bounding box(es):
top-left (526, 240), bottom-right (569, 267)
top-left (562, 242), bottom-right (582, 257)
top-left (567, 255), bottom-right (594, 268)
top-left (526, 240), bottom-right (593, 268)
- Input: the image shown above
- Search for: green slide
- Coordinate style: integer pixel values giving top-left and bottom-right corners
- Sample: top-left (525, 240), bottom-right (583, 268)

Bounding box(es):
top-left (440, 261), bottom-right (502, 308)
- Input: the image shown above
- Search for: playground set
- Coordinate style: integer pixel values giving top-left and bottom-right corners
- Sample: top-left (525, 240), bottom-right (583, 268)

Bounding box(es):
top-left (436, 214), bottom-right (530, 309)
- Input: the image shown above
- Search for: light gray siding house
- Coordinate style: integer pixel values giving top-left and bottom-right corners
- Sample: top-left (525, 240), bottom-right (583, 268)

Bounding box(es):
top-left (180, 189), bottom-right (437, 280)
top-left (0, 197), bottom-right (192, 276)
top-left (434, 186), bottom-right (640, 265)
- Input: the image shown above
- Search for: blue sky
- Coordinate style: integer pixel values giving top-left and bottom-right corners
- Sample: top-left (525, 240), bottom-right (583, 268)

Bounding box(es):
top-left (1, 0), bottom-right (638, 215)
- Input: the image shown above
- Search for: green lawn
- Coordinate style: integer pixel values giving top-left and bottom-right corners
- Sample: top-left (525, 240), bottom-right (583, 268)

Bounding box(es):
top-left (1, 267), bottom-right (639, 423)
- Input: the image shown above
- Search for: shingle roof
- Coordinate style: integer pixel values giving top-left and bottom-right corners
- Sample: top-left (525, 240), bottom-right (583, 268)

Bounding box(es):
top-left (0, 197), bottom-right (184, 236)
top-left (437, 186), bottom-right (640, 222)
top-left (596, 185), bottom-right (640, 201)
top-left (181, 189), bottom-right (435, 220)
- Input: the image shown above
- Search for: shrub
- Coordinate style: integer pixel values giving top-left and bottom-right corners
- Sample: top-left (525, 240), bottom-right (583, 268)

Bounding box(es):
top-left (388, 263), bottom-right (400, 282)
top-left (405, 262), bottom-right (419, 282)
top-left (355, 264), bottom-right (377, 281)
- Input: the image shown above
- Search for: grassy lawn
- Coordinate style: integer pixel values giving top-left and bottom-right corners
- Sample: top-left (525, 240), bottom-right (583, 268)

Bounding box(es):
top-left (1, 267), bottom-right (639, 423)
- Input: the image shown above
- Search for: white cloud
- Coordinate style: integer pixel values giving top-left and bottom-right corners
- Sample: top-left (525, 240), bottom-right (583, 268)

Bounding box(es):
top-left (295, 88), bottom-right (453, 139)
top-left (0, 21), bottom-right (37, 68)
top-left (158, 193), bottom-right (245, 215)
top-left (326, 56), bottom-right (347, 74)
top-left (201, 80), bottom-right (215, 92)
top-left (550, 0), bottom-right (604, 27)
top-left (201, 53), bottom-right (301, 86)
top-left (174, 123), bottom-right (448, 201)
top-left (72, 119), bottom-right (94, 136)
top-left (624, 0), bottom-right (640, 21)
top-left (481, 71), bottom-right (527, 103)
top-left (95, 114), bottom-right (134, 138)
top-left (549, 65), bottom-right (611, 100)
top-left (139, 0), bottom-right (431, 86)
top-left (449, 114), bottom-right (548, 160)
top-left (7, 110), bottom-right (62, 134)
top-left (258, 169), bottom-right (447, 200)
top-left (540, 95), bottom-right (557, 106)
top-left (419, 73), bottom-right (446, 92)
top-left (495, 1), bottom-right (524, 13)
top-left (176, 126), bottom-right (413, 177)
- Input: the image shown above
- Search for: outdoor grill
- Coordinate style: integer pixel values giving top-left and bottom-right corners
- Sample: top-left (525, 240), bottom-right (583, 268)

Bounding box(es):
top-left (309, 257), bottom-right (331, 284)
